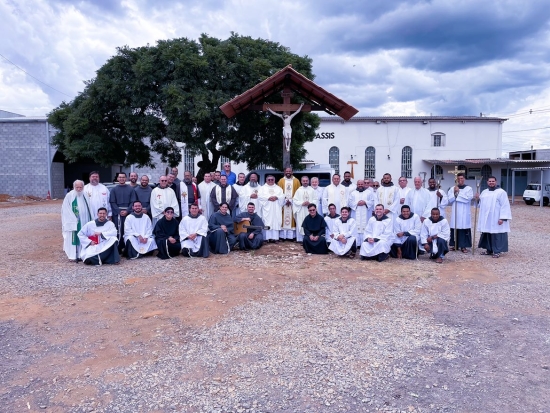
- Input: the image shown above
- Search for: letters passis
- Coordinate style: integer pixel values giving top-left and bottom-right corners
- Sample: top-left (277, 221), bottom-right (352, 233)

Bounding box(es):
top-left (315, 132), bottom-right (335, 139)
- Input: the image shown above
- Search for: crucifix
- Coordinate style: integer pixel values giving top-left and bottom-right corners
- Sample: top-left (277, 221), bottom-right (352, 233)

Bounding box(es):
top-left (347, 156), bottom-right (358, 179)
top-left (448, 165), bottom-right (466, 251)
top-left (265, 89), bottom-right (304, 168)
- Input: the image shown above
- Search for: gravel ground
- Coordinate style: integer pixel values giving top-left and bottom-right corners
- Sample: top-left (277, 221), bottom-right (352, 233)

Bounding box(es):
top-left (0, 201), bottom-right (549, 412)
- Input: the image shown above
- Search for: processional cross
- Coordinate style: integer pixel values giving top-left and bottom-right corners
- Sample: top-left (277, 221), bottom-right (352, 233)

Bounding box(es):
top-left (347, 157), bottom-right (358, 179)
top-left (448, 165), bottom-right (466, 251)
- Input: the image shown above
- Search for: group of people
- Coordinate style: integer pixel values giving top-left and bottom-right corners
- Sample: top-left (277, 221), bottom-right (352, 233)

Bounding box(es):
top-left (61, 167), bottom-right (511, 265)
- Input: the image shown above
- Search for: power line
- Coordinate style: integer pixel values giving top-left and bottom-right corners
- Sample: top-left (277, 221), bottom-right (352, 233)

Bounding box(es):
top-left (0, 53), bottom-right (73, 98)
top-left (502, 126), bottom-right (550, 133)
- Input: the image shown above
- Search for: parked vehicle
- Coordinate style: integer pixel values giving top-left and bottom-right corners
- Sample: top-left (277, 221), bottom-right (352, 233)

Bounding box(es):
top-left (522, 182), bottom-right (550, 206)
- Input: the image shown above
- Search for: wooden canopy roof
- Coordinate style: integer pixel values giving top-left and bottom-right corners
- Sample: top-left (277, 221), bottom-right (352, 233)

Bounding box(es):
top-left (219, 65), bottom-right (358, 120)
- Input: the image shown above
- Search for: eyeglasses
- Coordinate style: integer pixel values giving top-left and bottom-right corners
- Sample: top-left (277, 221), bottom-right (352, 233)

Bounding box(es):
top-left (373, 185), bottom-right (380, 187)
top-left (160, 179), bottom-right (167, 182)
top-left (308, 209), bottom-right (316, 212)
top-left (267, 179), bottom-right (275, 181)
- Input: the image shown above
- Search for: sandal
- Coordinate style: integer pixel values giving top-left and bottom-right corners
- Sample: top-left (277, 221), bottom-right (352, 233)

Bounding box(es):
top-left (449, 247), bottom-right (456, 251)
top-left (480, 251), bottom-right (492, 256)
top-left (461, 248), bottom-right (468, 253)
top-left (492, 253), bottom-right (500, 258)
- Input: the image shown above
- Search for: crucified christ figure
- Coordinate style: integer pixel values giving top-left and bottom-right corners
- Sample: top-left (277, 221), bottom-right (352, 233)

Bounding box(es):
top-left (267, 103), bottom-right (304, 152)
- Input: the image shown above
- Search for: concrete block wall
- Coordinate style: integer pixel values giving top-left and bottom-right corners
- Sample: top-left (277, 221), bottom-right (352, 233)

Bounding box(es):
top-left (51, 162), bottom-right (65, 199)
top-left (0, 121), bottom-right (50, 197)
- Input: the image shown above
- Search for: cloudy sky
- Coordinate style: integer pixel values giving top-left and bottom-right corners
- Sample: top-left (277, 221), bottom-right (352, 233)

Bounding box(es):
top-left (1, 0), bottom-right (550, 154)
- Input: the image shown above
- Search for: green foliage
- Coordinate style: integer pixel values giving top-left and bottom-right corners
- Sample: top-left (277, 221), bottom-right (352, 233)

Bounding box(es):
top-left (48, 33), bottom-right (320, 173)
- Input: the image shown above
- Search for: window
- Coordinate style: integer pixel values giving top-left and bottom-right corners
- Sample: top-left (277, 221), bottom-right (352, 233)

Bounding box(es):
top-left (183, 148), bottom-right (195, 176)
top-left (431, 133), bottom-right (446, 147)
top-left (480, 164), bottom-right (492, 191)
top-left (458, 164), bottom-right (467, 178)
top-left (364, 146), bottom-right (376, 179)
top-left (401, 146), bottom-right (412, 178)
top-left (431, 165), bottom-right (443, 179)
top-left (329, 147), bottom-right (340, 175)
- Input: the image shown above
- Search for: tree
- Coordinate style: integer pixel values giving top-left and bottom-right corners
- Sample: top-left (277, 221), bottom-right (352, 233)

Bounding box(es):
top-left (48, 33), bottom-right (320, 177)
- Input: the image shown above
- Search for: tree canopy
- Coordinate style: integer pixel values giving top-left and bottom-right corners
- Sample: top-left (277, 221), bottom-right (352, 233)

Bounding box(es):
top-left (48, 33), bottom-right (320, 175)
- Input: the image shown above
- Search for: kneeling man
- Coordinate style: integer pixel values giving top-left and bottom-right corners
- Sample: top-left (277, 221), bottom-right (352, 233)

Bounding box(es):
top-left (421, 208), bottom-right (450, 264)
top-left (179, 204), bottom-right (209, 257)
top-left (208, 202), bottom-right (237, 254)
top-left (360, 204), bottom-right (394, 262)
top-left (153, 207), bottom-right (181, 259)
top-left (124, 201), bottom-right (158, 259)
top-left (78, 207), bottom-right (120, 265)
top-left (328, 207), bottom-right (357, 258)
top-left (234, 202), bottom-right (265, 250)
top-left (390, 205), bottom-right (421, 260)
top-left (301, 204), bottom-right (328, 254)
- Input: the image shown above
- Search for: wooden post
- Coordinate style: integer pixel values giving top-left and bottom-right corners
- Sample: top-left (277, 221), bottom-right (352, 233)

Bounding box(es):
top-left (347, 159), bottom-right (358, 179)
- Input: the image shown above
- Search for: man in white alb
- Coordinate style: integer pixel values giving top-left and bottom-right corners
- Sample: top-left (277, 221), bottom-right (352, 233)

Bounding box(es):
top-left (323, 174), bottom-right (347, 213)
top-left (150, 176), bottom-right (180, 226)
top-left (83, 171), bottom-right (111, 220)
top-left (278, 167), bottom-right (300, 241)
top-left (258, 175), bottom-right (285, 242)
top-left (405, 177), bottom-right (432, 222)
top-left (397, 176), bottom-right (411, 206)
top-left (293, 176), bottom-right (317, 243)
top-left (310, 177), bottom-right (324, 216)
top-left (376, 173), bottom-right (400, 225)
top-left (238, 172), bottom-right (261, 215)
top-left (123, 201), bottom-right (158, 259)
top-left (348, 179), bottom-right (375, 247)
top-left (61, 179), bottom-right (92, 261)
top-left (198, 172), bottom-right (215, 220)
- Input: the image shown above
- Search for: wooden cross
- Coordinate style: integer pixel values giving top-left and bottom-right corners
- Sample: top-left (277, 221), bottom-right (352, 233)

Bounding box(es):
top-left (347, 160), bottom-right (358, 178)
top-left (448, 165), bottom-right (465, 184)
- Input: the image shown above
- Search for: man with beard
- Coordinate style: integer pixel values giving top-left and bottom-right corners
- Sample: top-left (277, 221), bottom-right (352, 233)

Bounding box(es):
top-left (198, 172), bottom-right (216, 220)
top-left (258, 175), bottom-right (285, 242)
top-left (237, 172), bottom-right (260, 215)
top-left (210, 175), bottom-right (238, 213)
top-left (234, 202), bottom-right (265, 250)
top-left (212, 171), bottom-right (221, 186)
top-left (129, 172), bottom-right (139, 188)
top-left (208, 203), bottom-right (236, 254)
top-left (123, 201), bottom-right (158, 259)
top-left (61, 179), bottom-right (92, 261)
top-left (329, 206), bottom-right (357, 258)
top-left (301, 204), bottom-right (328, 254)
top-left (293, 176), bottom-right (317, 243)
top-left (341, 171), bottom-right (356, 204)
top-left (83, 171), bottom-right (111, 220)
top-left (348, 179), bottom-right (375, 247)
top-left (150, 176), bottom-right (180, 226)
top-left (153, 207), bottom-right (181, 259)
top-left (130, 175), bottom-right (153, 218)
top-left (310, 177), bottom-right (324, 215)
top-left (360, 204), bottom-right (394, 262)
top-left (110, 172), bottom-right (134, 252)
top-left (372, 181), bottom-right (380, 192)
top-left (167, 173), bottom-right (182, 218)
top-left (324, 203), bottom-right (340, 243)
top-left (180, 170), bottom-right (200, 217)
top-left (278, 167), bottom-right (300, 241)
top-left (180, 204), bottom-right (210, 257)
top-left (421, 208), bottom-right (450, 264)
top-left (323, 174), bottom-right (347, 214)
top-left (376, 173), bottom-right (400, 225)
top-left (474, 176), bottom-right (512, 258)
top-left (390, 205), bottom-right (422, 260)
top-left (405, 177), bottom-right (432, 222)
top-left (427, 178), bottom-right (448, 218)
top-left (78, 207), bottom-right (120, 265)
top-left (447, 172), bottom-right (473, 252)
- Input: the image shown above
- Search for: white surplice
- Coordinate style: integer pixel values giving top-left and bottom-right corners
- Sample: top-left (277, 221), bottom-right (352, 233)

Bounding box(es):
top-left (78, 220), bottom-right (118, 262)
top-left (324, 214), bottom-right (340, 243)
top-left (359, 215), bottom-right (394, 257)
top-left (447, 186), bottom-right (473, 228)
top-left (427, 188), bottom-right (449, 218)
top-left (421, 217), bottom-right (450, 254)
top-left (394, 213), bottom-right (422, 246)
top-left (258, 184), bottom-right (285, 239)
top-left (83, 183), bottom-right (111, 219)
top-left (348, 188), bottom-right (375, 246)
top-left (238, 183), bottom-right (261, 215)
top-left (293, 186), bottom-right (317, 241)
top-left (123, 214), bottom-right (157, 255)
top-left (328, 218), bottom-right (357, 255)
top-left (375, 184), bottom-right (400, 224)
top-left (323, 184), bottom-right (347, 213)
top-left (198, 181), bottom-right (215, 220)
top-left (150, 186), bottom-right (180, 222)
top-left (61, 190), bottom-right (93, 260)
top-left (179, 214), bottom-right (208, 252)
top-left (478, 188), bottom-right (512, 234)
top-left (405, 188), bottom-right (432, 220)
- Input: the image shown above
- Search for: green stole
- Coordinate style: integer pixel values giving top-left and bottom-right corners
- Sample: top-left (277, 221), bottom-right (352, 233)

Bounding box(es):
top-left (72, 197), bottom-right (81, 246)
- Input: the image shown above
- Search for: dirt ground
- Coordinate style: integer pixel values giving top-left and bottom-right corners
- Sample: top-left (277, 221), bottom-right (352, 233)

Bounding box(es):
top-left (1, 199), bottom-right (549, 412)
